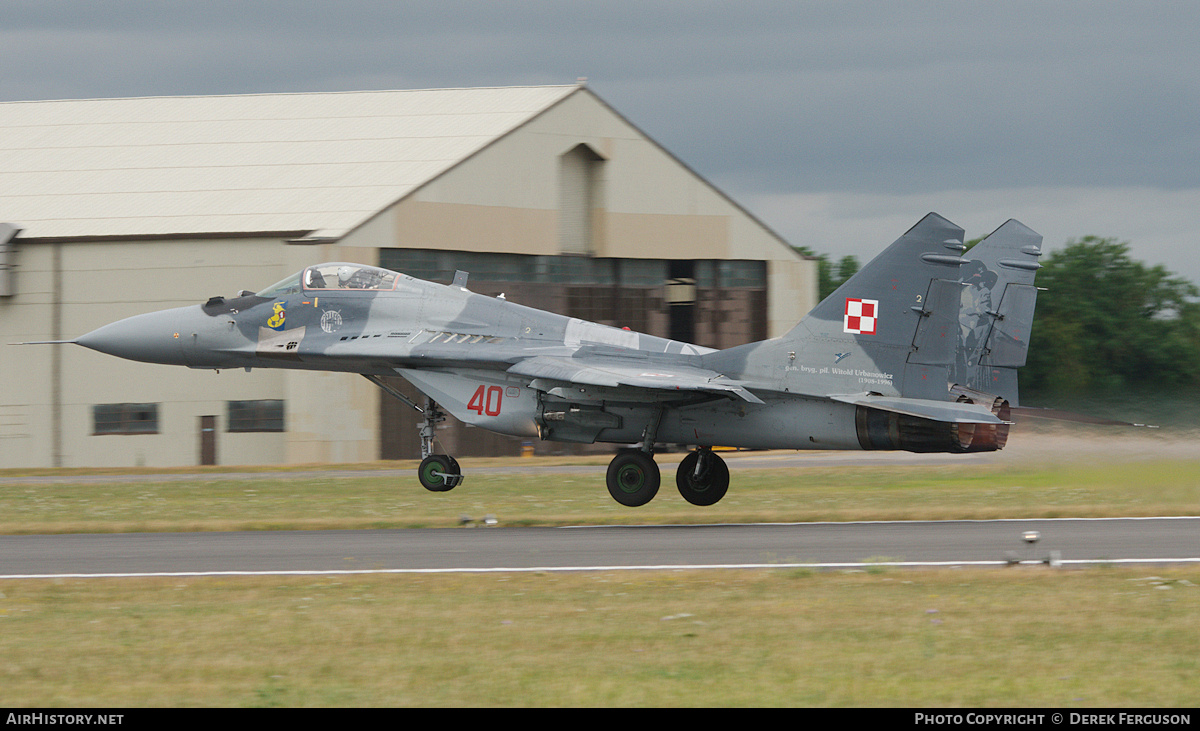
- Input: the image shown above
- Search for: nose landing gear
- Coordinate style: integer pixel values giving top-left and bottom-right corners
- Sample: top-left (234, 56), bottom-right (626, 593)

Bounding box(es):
top-left (363, 377), bottom-right (465, 493)
top-left (416, 399), bottom-right (463, 491)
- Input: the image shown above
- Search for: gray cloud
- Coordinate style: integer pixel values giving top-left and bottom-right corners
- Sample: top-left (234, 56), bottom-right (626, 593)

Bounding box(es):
top-left (3, 1), bottom-right (1200, 279)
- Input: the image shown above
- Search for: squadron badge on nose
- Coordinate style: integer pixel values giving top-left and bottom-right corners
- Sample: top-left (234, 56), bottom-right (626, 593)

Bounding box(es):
top-left (267, 301), bottom-right (287, 331)
top-left (320, 309), bottom-right (343, 334)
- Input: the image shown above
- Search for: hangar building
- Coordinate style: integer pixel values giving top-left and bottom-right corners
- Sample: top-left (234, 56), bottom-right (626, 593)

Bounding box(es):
top-left (0, 83), bottom-right (816, 468)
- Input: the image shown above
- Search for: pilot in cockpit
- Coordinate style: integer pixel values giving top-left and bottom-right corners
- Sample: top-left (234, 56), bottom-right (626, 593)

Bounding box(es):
top-left (305, 268), bottom-right (327, 289)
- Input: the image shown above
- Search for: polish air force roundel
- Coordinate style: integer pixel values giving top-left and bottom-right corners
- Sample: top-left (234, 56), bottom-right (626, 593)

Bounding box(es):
top-left (844, 298), bottom-right (878, 335)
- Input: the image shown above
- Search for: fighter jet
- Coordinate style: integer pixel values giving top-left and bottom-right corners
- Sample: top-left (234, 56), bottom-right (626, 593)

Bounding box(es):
top-left (63, 212), bottom-right (1043, 507)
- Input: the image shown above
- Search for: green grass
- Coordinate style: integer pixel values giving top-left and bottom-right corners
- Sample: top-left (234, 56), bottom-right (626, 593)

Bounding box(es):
top-left (2, 456), bottom-right (1199, 534)
top-left (2, 568), bottom-right (1198, 706)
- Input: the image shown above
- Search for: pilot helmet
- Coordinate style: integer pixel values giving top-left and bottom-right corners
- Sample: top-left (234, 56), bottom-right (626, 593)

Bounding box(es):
top-left (337, 266), bottom-right (356, 286)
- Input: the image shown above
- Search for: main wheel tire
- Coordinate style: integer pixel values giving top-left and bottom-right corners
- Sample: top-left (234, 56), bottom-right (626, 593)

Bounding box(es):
top-left (676, 450), bottom-right (730, 506)
top-left (606, 450), bottom-right (661, 507)
top-left (418, 454), bottom-right (459, 492)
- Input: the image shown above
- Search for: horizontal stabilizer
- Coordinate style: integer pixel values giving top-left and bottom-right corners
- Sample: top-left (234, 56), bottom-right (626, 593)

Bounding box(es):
top-left (509, 356), bottom-right (764, 403)
top-left (829, 393), bottom-right (1009, 424)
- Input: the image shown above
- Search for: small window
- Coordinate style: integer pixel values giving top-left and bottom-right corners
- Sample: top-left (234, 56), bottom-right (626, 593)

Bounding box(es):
top-left (227, 400), bottom-right (285, 432)
top-left (93, 403), bottom-right (159, 435)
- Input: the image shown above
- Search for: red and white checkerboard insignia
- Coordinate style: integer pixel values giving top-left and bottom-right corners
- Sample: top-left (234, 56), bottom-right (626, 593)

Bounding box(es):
top-left (843, 298), bottom-right (879, 335)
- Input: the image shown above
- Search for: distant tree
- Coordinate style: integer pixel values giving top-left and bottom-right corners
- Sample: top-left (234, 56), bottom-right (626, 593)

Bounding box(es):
top-left (834, 255), bottom-right (859, 286)
top-left (1023, 237), bottom-right (1200, 397)
top-left (793, 247), bottom-right (861, 301)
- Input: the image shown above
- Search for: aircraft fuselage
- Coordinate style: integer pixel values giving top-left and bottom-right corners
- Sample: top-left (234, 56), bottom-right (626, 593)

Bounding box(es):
top-left (67, 214), bottom-right (1041, 506)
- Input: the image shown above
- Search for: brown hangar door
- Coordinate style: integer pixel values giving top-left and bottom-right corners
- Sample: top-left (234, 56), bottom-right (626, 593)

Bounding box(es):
top-left (199, 415), bottom-right (217, 466)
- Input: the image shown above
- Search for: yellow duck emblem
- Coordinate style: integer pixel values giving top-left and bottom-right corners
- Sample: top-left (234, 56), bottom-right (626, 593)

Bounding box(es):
top-left (267, 301), bottom-right (287, 331)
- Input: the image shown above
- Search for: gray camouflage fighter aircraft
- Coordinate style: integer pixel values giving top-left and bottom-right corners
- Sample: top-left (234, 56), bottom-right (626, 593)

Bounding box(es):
top-left (62, 212), bottom-right (1045, 507)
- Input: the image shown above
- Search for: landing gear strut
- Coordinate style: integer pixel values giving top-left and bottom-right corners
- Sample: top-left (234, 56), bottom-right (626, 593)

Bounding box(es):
top-left (362, 376), bottom-right (463, 493)
top-left (416, 398), bottom-right (463, 491)
top-left (675, 447), bottom-right (729, 506)
top-left (605, 406), bottom-right (664, 507)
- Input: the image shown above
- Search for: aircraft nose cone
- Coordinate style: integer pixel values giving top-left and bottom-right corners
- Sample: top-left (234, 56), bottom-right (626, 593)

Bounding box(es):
top-left (76, 308), bottom-right (186, 365)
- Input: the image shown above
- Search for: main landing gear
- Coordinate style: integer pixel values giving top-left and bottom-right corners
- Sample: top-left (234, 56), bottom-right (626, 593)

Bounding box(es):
top-left (675, 447), bottom-right (730, 506)
top-left (606, 406), bottom-right (664, 507)
top-left (606, 449), bottom-right (660, 506)
top-left (604, 446), bottom-right (730, 507)
top-left (603, 406), bottom-right (730, 507)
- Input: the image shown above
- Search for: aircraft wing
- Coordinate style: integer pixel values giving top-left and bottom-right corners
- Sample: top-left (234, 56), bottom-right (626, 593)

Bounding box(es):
top-left (507, 355), bottom-right (765, 404)
top-left (828, 393), bottom-right (1010, 424)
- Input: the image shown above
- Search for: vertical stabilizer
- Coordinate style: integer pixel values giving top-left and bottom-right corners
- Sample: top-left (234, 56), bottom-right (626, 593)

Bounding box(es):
top-left (791, 213), bottom-right (968, 400)
top-left (791, 213), bottom-right (965, 342)
top-left (706, 213), bottom-right (968, 400)
top-left (955, 219), bottom-right (1042, 405)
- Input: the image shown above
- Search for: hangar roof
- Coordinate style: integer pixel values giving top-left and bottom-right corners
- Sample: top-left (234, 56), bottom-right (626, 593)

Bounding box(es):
top-left (0, 85), bottom-right (579, 240)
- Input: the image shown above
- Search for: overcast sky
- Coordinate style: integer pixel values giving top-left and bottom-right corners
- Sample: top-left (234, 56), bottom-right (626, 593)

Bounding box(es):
top-left (4, 1), bottom-right (1199, 284)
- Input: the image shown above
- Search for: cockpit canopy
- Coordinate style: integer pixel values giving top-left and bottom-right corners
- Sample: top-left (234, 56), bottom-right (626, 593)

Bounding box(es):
top-left (257, 263), bottom-right (401, 298)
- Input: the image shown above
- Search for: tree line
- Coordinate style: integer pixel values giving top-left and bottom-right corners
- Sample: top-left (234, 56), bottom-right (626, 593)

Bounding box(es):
top-left (1021, 236), bottom-right (1200, 398)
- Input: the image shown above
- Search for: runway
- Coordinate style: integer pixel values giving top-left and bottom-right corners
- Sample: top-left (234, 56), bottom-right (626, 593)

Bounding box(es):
top-left (2, 517), bottom-right (1198, 579)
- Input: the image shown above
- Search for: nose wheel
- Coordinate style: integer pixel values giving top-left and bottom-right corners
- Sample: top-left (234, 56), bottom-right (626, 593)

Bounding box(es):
top-left (418, 454), bottom-right (462, 492)
top-left (675, 448), bottom-right (729, 506)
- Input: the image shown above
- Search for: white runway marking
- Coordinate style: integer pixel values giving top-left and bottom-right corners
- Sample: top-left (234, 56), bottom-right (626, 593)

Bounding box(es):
top-left (560, 515), bottom-right (1200, 528)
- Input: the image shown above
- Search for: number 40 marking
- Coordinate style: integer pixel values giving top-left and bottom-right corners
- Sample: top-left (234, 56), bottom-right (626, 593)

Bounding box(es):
top-left (467, 385), bottom-right (503, 416)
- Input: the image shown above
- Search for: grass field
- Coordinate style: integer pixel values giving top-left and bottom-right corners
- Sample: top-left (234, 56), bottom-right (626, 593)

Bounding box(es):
top-left (2, 568), bottom-right (1198, 706)
top-left (2, 441), bottom-right (1199, 533)
top-left (2, 430), bottom-right (1199, 706)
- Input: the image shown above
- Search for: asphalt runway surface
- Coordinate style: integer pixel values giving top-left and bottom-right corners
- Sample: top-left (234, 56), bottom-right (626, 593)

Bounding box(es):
top-left (2, 517), bottom-right (1198, 578)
